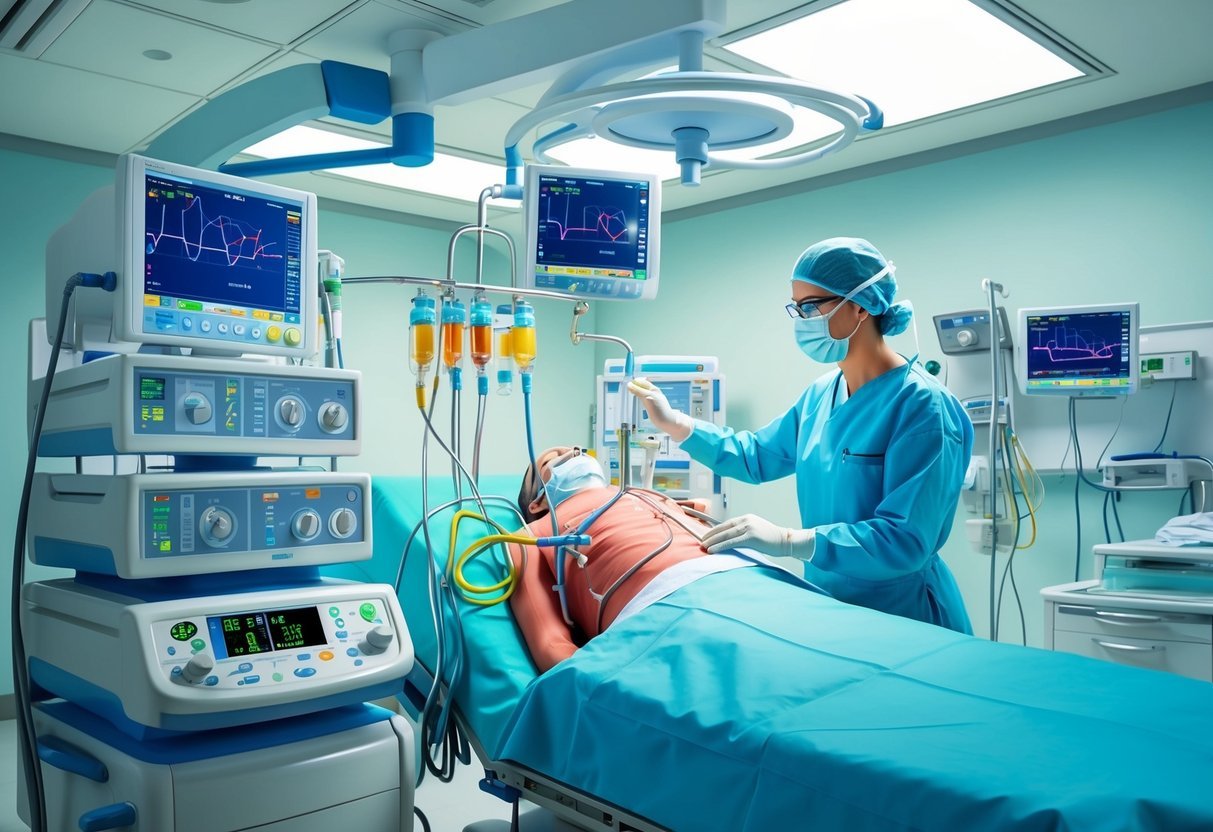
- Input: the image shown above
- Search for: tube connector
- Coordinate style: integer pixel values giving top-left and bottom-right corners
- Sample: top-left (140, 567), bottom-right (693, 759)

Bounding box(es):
top-left (536, 534), bottom-right (592, 548)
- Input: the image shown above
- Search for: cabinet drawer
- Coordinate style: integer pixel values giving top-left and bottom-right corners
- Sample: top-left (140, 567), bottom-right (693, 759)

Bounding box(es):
top-left (1052, 629), bottom-right (1213, 682)
top-left (1053, 604), bottom-right (1212, 644)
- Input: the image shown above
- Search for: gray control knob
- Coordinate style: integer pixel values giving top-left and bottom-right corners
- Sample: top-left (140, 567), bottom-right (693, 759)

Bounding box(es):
top-left (318, 402), bottom-right (349, 433)
top-left (181, 653), bottom-right (214, 684)
top-left (183, 392), bottom-right (213, 425)
top-left (329, 507), bottom-right (357, 540)
top-left (291, 509), bottom-right (322, 542)
top-left (362, 625), bottom-right (394, 653)
top-left (199, 506), bottom-right (236, 547)
top-left (278, 396), bottom-right (305, 429)
top-left (956, 328), bottom-right (977, 348)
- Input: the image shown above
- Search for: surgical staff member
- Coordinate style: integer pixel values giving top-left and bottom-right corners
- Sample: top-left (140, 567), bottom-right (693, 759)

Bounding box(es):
top-left (630, 237), bottom-right (973, 633)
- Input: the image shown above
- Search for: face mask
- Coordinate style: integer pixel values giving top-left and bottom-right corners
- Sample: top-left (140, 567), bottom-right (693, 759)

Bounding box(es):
top-left (792, 263), bottom-right (894, 364)
top-left (542, 453), bottom-right (607, 510)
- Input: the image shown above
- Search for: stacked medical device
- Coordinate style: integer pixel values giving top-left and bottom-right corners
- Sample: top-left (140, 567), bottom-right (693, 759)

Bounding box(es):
top-left (17, 154), bottom-right (415, 832)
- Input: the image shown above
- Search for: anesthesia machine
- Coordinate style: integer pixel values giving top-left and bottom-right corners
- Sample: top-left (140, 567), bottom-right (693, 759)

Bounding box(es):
top-left (16, 154), bottom-right (415, 832)
top-left (596, 356), bottom-right (727, 517)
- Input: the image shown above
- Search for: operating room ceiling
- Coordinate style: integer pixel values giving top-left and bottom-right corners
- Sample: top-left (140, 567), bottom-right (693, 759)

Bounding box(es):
top-left (1, 0), bottom-right (1211, 223)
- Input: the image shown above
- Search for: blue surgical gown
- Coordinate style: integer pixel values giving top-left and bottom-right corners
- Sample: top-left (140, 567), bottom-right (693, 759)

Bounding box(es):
top-left (681, 361), bottom-right (974, 633)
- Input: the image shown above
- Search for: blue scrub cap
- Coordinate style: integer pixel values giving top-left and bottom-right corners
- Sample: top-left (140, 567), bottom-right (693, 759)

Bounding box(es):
top-left (790, 237), bottom-right (912, 337)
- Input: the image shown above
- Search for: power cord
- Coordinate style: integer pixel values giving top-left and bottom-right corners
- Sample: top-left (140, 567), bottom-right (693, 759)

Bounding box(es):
top-left (12, 272), bottom-right (116, 832)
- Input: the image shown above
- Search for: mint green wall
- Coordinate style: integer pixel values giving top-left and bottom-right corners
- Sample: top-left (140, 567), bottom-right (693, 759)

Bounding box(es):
top-left (598, 99), bottom-right (1213, 646)
top-left (2, 97), bottom-right (1210, 700)
top-left (0, 145), bottom-right (596, 696)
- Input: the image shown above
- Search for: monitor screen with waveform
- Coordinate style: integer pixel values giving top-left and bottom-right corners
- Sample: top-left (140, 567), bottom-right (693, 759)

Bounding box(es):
top-left (142, 171), bottom-right (304, 347)
top-left (1018, 303), bottom-right (1140, 397)
top-left (522, 164), bottom-right (661, 301)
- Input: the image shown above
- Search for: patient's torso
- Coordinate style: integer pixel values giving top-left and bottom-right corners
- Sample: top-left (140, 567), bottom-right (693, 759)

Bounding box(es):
top-left (528, 487), bottom-right (711, 636)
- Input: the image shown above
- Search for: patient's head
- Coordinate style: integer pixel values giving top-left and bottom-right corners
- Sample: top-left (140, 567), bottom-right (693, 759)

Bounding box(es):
top-left (517, 446), bottom-right (609, 523)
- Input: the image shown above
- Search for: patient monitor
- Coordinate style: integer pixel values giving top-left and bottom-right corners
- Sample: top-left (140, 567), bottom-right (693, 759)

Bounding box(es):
top-left (46, 153), bottom-right (319, 358)
top-left (1016, 302), bottom-right (1140, 397)
top-left (522, 164), bottom-right (660, 301)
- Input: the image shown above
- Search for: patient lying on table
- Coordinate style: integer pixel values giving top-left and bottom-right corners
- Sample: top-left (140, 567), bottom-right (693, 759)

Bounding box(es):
top-left (510, 446), bottom-right (788, 671)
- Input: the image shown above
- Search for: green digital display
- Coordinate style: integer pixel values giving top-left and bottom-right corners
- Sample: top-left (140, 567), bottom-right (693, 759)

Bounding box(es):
top-left (170, 621), bottom-right (197, 641)
top-left (208, 606), bottom-right (326, 659)
top-left (218, 614), bottom-right (273, 657)
top-left (140, 376), bottom-right (166, 401)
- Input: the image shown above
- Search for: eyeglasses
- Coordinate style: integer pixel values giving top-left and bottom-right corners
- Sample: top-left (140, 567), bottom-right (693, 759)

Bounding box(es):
top-left (785, 296), bottom-right (843, 319)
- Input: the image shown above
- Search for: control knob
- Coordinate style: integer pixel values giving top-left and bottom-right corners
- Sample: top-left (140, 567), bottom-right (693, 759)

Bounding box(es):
top-left (360, 625), bottom-right (395, 654)
top-left (182, 392), bottom-right (213, 425)
top-left (956, 329), bottom-right (977, 348)
top-left (199, 506), bottom-right (236, 547)
top-left (329, 507), bottom-right (358, 539)
top-left (278, 397), bottom-right (305, 429)
top-left (318, 402), bottom-right (349, 433)
top-left (291, 509), bottom-right (322, 542)
top-left (181, 653), bottom-right (214, 684)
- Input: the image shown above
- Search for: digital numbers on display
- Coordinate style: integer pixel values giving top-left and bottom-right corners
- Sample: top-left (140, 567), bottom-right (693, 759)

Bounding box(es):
top-left (208, 606), bottom-right (327, 659)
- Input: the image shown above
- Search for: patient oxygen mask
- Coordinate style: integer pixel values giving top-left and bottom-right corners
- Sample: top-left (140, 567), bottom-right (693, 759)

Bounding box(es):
top-left (441, 298), bottom-right (466, 391)
top-left (494, 303), bottom-right (514, 396)
top-left (409, 293), bottom-right (436, 405)
top-left (470, 295), bottom-right (493, 396)
top-left (543, 450), bottom-right (608, 511)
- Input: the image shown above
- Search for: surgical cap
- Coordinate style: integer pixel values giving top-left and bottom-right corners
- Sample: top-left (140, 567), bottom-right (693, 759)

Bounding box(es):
top-left (790, 237), bottom-right (912, 337)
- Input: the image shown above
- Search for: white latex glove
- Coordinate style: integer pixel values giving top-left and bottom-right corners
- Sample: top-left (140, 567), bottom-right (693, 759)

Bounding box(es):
top-left (627, 378), bottom-right (693, 441)
top-left (700, 514), bottom-right (816, 560)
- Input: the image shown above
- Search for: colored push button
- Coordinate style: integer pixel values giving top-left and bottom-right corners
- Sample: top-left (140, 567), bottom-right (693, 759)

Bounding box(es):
top-left (272, 672), bottom-right (283, 682)
top-left (297, 653), bottom-right (311, 661)
top-left (335, 631), bottom-right (348, 640)
top-left (284, 327), bottom-right (302, 347)
top-left (354, 659), bottom-right (363, 667)
top-left (170, 622), bottom-right (197, 642)
top-left (346, 648), bottom-right (359, 658)
top-left (200, 320), bottom-right (212, 333)
top-left (266, 325), bottom-right (282, 343)
top-left (359, 603), bottom-right (377, 622)
top-left (167, 647), bottom-right (177, 657)
top-left (335, 618), bottom-right (345, 629)
top-left (243, 675), bottom-right (261, 685)
top-left (237, 662), bottom-right (253, 673)
top-left (294, 667), bottom-right (317, 678)
top-left (328, 607), bottom-right (340, 618)
top-left (191, 639), bottom-right (206, 652)
top-left (204, 676), bottom-right (219, 687)
top-left (318, 651), bottom-right (334, 662)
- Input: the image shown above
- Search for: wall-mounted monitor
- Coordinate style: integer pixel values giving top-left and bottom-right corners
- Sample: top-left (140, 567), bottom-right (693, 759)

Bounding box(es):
top-left (47, 154), bottom-right (318, 358)
top-left (521, 164), bottom-right (660, 301)
top-left (1016, 302), bottom-right (1140, 397)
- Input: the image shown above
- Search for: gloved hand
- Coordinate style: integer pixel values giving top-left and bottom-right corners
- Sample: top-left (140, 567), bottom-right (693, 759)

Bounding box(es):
top-left (627, 378), bottom-right (694, 441)
top-left (700, 514), bottom-right (816, 560)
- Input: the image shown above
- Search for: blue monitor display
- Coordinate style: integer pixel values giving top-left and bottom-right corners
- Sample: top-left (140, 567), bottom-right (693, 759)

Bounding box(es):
top-left (1018, 303), bottom-right (1139, 396)
top-left (523, 165), bottom-right (661, 301)
top-left (143, 171), bottom-right (304, 345)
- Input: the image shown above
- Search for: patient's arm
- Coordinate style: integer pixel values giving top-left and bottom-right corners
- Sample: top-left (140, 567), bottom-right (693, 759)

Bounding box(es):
top-left (509, 542), bottom-right (579, 673)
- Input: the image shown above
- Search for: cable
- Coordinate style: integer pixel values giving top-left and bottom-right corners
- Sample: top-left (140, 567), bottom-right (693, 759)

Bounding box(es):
top-left (14, 272), bottom-right (115, 832)
top-left (1153, 380), bottom-right (1178, 452)
top-left (1096, 397), bottom-right (1128, 471)
top-left (413, 806), bottom-right (432, 832)
top-left (1069, 399), bottom-right (1083, 583)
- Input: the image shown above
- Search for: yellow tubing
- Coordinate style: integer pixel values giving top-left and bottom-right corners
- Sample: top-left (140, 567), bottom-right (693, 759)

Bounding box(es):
top-left (446, 510), bottom-right (538, 606)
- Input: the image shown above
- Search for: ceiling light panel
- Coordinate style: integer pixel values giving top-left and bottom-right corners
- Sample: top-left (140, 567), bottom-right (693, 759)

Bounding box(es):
top-left (724, 0), bottom-right (1084, 128)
